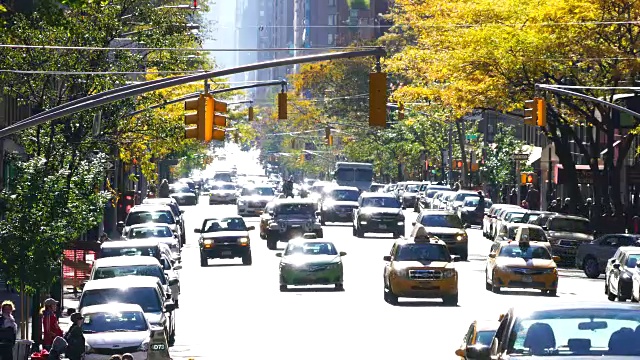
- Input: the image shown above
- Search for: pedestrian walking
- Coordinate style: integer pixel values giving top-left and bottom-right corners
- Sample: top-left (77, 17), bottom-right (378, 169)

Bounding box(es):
top-left (41, 298), bottom-right (63, 351)
top-left (525, 184), bottom-right (539, 210)
top-left (158, 179), bottom-right (170, 198)
top-left (0, 301), bottom-right (17, 360)
top-left (64, 313), bottom-right (85, 360)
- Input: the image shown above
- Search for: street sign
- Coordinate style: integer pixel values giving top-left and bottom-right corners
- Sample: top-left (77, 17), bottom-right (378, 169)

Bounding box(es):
top-left (105, 161), bottom-right (114, 170)
top-left (512, 153), bottom-right (529, 161)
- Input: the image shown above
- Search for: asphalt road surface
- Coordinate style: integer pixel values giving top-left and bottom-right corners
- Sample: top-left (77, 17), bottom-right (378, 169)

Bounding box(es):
top-left (169, 197), bottom-right (605, 360)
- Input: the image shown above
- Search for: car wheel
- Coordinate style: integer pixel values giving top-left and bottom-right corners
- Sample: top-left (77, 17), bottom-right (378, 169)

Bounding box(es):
top-left (583, 257), bottom-right (600, 279)
top-left (168, 328), bottom-right (175, 346)
top-left (320, 215), bottom-right (326, 226)
top-left (607, 282), bottom-right (616, 301)
top-left (316, 229), bottom-right (324, 238)
top-left (442, 294), bottom-right (458, 306)
top-left (267, 238), bottom-right (277, 250)
top-left (352, 226), bottom-right (357, 236)
top-left (491, 271), bottom-right (500, 293)
top-left (334, 283), bottom-right (344, 291)
top-left (459, 250), bottom-right (468, 261)
top-left (384, 284), bottom-right (398, 305)
top-left (174, 299), bottom-right (179, 308)
top-left (199, 253), bottom-right (208, 267)
top-left (242, 252), bottom-right (252, 265)
top-left (392, 232), bottom-right (400, 239)
top-left (280, 284), bottom-right (288, 292)
top-left (547, 290), bottom-right (557, 296)
top-left (356, 226), bottom-right (364, 238)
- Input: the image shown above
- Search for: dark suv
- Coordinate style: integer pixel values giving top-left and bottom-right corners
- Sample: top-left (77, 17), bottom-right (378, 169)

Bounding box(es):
top-left (319, 186), bottom-right (360, 224)
top-left (353, 193), bottom-right (405, 238)
top-left (195, 216), bottom-right (254, 266)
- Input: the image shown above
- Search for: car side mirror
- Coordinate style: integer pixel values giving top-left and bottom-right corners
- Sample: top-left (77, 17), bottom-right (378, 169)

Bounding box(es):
top-left (383, 255), bottom-right (392, 262)
top-left (552, 256), bottom-right (560, 263)
top-left (164, 302), bottom-right (176, 313)
top-left (464, 224), bottom-right (470, 228)
top-left (488, 253), bottom-right (496, 258)
top-left (613, 263), bottom-right (621, 270)
top-left (166, 292), bottom-right (172, 300)
top-left (411, 221), bottom-right (416, 226)
top-left (452, 256), bottom-right (462, 262)
top-left (275, 253), bottom-right (283, 257)
top-left (247, 226), bottom-right (255, 231)
top-left (402, 206), bottom-right (406, 210)
top-left (339, 251), bottom-right (347, 256)
top-left (173, 264), bottom-right (182, 271)
top-left (180, 209), bottom-right (185, 214)
top-left (194, 228), bottom-right (201, 233)
top-left (169, 278), bottom-right (179, 286)
top-left (455, 349), bottom-right (465, 357)
top-left (465, 345), bottom-right (491, 360)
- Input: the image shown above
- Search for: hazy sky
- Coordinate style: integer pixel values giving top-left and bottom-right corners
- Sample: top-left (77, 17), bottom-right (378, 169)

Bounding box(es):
top-left (204, 0), bottom-right (237, 70)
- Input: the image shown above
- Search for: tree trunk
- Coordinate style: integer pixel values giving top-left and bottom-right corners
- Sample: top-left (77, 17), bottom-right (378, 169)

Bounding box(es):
top-left (553, 138), bottom-right (582, 213)
top-left (455, 119), bottom-right (468, 188)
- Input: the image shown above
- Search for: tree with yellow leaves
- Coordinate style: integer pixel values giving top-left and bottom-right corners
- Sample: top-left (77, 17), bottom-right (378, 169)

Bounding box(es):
top-left (384, 0), bottom-right (640, 217)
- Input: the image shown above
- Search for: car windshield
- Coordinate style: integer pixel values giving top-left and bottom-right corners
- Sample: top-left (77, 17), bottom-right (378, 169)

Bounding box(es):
top-left (92, 265), bottom-right (166, 285)
top-left (128, 226), bottom-right (173, 239)
top-left (241, 187), bottom-right (275, 196)
top-left (361, 197), bottom-right (401, 208)
top-left (405, 185), bottom-right (419, 192)
top-left (328, 190), bottom-right (359, 202)
top-left (335, 168), bottom-right (373, 182)
top-left (202, 217), bottom-right (247, 232)
top-left (213, 173), bottom-right (232, 182)
top-left (476, 331), bottom-right (496, 346)
top-left (126, 211), bottom-right (175, 226)
top-left (395, 244), bottom-right (451, 262)
top-left (626, 254), bottom-right (640, 268)
top-left (285, 242), bottom-right (338, 256)
top-left (213, 184), bottom-right (236, 191)
top-left (169, 186), bottom-right (190, 194)
top-left (549, 218), bottom-right (591, 233)
top-left (101, 246), bottom-right (159, 259)
top-left (426, 190), bottom-right (439, 198)
top-left (83, 311), bottom-right (148, 333)
top-left (507, 308), bottom-right (640, 356)
top-left (275, 203), bottom-right (316, 215)
top-left (510, 216), bottom-right (524, 223)
top-left (498, 244), bottom-right (551, 259)
top-left (420, 214), bottom-right (463, 228)
top-left (80, 288), bottom-right (162, 313)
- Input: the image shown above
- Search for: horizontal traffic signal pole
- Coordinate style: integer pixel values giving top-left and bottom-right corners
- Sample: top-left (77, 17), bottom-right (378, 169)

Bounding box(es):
top-left (125, 79), bottom-right (281, 117)
top-left (0, 48), bottom-right (385, 139)
top-left (536, 84), bottom-right (640, 120)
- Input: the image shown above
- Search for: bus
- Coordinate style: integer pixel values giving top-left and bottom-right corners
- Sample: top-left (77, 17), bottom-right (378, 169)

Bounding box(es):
top-left (333, 162), bottom-right (374, 191)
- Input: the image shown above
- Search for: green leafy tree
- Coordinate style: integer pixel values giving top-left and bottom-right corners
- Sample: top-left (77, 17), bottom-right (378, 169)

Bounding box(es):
top-left (482, 124), bottom-right (526, 199)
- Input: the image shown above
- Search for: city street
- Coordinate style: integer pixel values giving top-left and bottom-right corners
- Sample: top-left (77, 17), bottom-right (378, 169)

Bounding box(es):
top-left (169, 197), bottom-right (606, 360)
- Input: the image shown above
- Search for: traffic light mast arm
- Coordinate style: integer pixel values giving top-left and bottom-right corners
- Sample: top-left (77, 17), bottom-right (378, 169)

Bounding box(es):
top-left (0, 48), bottom-right (385, 138)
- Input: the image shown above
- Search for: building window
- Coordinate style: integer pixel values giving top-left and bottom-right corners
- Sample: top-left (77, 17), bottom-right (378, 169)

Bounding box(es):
top-left (328, 14), bottom-right (337, 26)
top-left (328, 0), bottom-right (336, 6)
top-left (328, 33), bottom-right (335, 45)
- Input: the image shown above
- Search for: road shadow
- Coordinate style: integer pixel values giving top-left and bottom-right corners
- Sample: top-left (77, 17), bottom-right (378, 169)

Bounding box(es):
top-left (497, 290), bottom-right (555, 297)
top-left (394, 301), bottom-right (460, 308)
top-left (204, 263), bottom-right (245, 268)
top-left (283, 287), bottom-right (343, 293)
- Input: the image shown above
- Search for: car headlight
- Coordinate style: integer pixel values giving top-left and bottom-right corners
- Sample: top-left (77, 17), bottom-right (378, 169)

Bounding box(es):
top-left (540, 268), bottom-right (556, 274)
top-left (238, 237), bottom-right (249, 245)
top-left (443, 269), bottom-right (457, 278)
top-left (392, 268), bottom-right (407, 277)
top-left (203, 239), bottom-right (213, 245)
top-left (456, 233), bottom-right (467, 241)
top-left (138, 339), bottom-right (150, 351)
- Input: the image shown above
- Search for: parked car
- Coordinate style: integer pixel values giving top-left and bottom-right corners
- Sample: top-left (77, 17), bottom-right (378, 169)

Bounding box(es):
top-left (575, 234), bottom-right (640, 279)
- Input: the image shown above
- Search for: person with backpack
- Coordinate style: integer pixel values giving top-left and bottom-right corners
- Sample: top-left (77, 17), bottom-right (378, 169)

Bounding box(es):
top-left (64, 313), bottom-right (85, 360)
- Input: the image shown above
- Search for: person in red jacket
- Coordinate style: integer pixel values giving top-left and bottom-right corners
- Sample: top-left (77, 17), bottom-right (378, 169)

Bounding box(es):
top-left (41, 298), bottom-right (63, 350)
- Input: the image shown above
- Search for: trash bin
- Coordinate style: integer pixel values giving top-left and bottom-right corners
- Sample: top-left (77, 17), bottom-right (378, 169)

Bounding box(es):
top-left (13, 339), bottom-right (33, 360)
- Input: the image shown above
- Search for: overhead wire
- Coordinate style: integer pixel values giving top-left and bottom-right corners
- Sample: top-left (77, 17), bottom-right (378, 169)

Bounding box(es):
top-left (0, 44), bottom-right (376, 52)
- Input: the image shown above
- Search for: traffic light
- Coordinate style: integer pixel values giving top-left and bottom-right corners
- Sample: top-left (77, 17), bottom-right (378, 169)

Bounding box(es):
top-left (520, 172), bottom-right (536, 184)
top-left (524, 98), bottom-right (538, 126)
top-left (536, 98), bottom-right (546, 127)
top-left (398, 102), bottom-right (405, 121)
top-left (184, 94), bottom-right (213, 141)
top-left (248, 106), bottom-right (254, 121)
top-left (369, 72), bottom-right (387, 127)
top-left (212, 98), bottom-right (228, 141)
top-left (325, 127), bottom-right (333, 146)
top-left (278, 92), bottom-right (287, 120)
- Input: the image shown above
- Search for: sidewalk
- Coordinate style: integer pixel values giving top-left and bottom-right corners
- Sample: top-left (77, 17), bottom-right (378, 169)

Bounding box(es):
top-left (60, 287), bottom-right (81, 333)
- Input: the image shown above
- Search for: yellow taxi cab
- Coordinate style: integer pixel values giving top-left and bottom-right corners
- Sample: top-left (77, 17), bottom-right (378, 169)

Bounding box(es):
top-left (455, 320), bottom-right (499, 359)
top-left (485, 237), bottom-right (559, 295)
top-left (383, 225), bottom-right (461, 306)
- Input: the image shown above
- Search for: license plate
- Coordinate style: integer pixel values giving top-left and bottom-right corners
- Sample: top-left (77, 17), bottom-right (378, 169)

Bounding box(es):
top-left (338, 213), bottom-right (347, 217)
top-left (522, 275), bottom-right (532, 282)
top-left (379, 224), bottom-right (387, 229)
top-left (222, 251), bottom-right (232, 256)
top-left (151, 343), bottom-right (166, 351)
